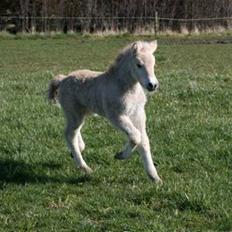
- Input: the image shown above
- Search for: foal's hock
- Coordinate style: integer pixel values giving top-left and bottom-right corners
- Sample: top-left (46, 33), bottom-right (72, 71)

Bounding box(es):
top-left (48, 41), bottom-right (162, 183)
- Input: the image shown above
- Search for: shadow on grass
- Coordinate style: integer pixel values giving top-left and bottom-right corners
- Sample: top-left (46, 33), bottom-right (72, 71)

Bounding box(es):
top-left (0, 159), bottom-right (93, 186)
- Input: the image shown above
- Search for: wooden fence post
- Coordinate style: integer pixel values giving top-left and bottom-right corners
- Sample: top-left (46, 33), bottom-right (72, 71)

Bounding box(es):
top-left (155, 10), bottom-right (159, 35)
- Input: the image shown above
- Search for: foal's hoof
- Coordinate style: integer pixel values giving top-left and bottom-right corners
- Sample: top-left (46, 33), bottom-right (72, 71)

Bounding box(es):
top-left (80, 166), bottom-right (93, 174)
top-left (114, 152), bottom-right (125, 160)
top-left (155, 178), bottom-right (163, 185)
top-left (148, 175), bottom-right (163, 185)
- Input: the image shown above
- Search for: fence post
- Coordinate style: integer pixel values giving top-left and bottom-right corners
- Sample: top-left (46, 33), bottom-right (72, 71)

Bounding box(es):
top-left (155, 10), bottom-right (159, 35)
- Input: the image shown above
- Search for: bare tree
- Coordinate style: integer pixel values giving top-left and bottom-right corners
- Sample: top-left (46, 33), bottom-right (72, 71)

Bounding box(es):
top-left (2, 0), bottom-right (232, 33)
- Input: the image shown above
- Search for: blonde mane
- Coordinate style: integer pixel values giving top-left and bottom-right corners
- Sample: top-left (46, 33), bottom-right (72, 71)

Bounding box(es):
top-left (106, 41), bottom-right (153, 75)
top-left (106, 43), bottom-right (134, 75)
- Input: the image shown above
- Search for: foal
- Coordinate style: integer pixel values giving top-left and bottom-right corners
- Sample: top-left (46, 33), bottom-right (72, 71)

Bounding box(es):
top-left (48, 41), bottom-right (162, 183)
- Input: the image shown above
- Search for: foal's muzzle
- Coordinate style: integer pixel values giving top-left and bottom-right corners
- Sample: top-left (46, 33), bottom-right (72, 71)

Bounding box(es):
top-left (147, 82), bottom-right (159, 92)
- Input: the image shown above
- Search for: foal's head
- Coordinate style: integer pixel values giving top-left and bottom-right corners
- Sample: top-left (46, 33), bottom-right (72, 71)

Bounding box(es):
top-left (130, 41), bottom-right (159, 92)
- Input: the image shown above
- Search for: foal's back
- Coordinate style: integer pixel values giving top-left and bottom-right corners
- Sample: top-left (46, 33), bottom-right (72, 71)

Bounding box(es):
top-left (69, 69), bottom-right (103, 80)
top-left (58, 69), bottom-right (105, 115)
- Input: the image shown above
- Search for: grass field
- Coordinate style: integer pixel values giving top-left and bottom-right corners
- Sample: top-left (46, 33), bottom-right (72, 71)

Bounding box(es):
top-left (0, 35), bottom-right (232, 231)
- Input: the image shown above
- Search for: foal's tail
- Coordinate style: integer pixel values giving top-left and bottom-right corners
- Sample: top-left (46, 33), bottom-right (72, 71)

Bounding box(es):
top-left (48, 74), bottom-right (66, 104)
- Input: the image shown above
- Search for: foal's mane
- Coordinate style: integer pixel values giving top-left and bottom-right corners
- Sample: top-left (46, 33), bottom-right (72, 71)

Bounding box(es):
top-left (106, 43), bottom-right (134, 75)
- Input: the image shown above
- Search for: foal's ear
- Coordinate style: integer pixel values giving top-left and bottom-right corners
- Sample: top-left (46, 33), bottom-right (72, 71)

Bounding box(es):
top-left (132, 41), bottom-right (142, 55)
top-left (150, 40), bottom-right (158, 53)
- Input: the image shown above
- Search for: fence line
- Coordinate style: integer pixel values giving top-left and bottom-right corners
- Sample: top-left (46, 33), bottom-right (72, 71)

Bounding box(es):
top-left (159, 17), bottom-right (232, 21)
top-left (0, 16), bottom-right (232, 21)
top-left (0, 15), bottom-right (232, 34)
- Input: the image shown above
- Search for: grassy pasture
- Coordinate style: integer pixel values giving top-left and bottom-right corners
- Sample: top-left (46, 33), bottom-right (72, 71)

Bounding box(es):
top-left (0, 36), bottom-right (232, 231)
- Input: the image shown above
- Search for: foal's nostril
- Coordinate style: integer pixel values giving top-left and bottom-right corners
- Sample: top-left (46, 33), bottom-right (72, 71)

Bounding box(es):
top-left (147, 82), bottom-right (156, 91)
top-left (147, 83), bottom-right (154, 91)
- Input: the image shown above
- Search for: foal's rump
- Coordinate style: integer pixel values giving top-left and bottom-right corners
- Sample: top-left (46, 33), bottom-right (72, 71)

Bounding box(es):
top-left (48, 74), bottom-right (67, 104)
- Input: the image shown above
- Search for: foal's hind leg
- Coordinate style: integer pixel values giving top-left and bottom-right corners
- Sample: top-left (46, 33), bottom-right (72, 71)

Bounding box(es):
top-left (77, 123), bottom-right (85, 152)
top-left (65, 113), bottom-right (92, 174)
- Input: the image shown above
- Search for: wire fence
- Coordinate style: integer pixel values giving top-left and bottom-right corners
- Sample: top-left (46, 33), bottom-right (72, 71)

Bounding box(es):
top-left (1, 16), bottom-right (232, 34)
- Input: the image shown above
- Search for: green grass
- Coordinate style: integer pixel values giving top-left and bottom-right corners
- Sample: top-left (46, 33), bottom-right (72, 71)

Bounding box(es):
top-left (0, 35), bottom-right (232, 231)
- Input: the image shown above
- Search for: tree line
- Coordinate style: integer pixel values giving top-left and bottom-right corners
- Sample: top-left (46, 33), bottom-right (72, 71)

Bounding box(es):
top-left (0, 0), bottom-right (231, 33)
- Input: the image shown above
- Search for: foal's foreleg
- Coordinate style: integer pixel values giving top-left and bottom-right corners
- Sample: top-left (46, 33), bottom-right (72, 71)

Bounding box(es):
top-left (137, 131), bottom-right (162, 183)
top-left (111, 115), bottom-right (141, 159)
top-left (115, 140), bottom-right (136, 160)
top-left (131, 109), bottom-right (162, 183)
top-left (112, 115), bottom-right (141, 144)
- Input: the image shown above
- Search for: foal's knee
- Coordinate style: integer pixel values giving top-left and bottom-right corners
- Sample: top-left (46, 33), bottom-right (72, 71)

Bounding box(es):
top-left (137, 135), bottom-right (150, 151)
top-left (130, 130), bottom-right (141, 146)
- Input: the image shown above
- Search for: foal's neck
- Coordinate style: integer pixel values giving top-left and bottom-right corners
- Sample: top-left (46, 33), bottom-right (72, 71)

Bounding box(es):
top-left (108, 56), bottom-right (138, 92)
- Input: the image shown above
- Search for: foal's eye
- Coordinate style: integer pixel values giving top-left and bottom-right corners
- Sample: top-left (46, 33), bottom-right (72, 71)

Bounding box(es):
top-left (137, 63), bottom-right (143, 68)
